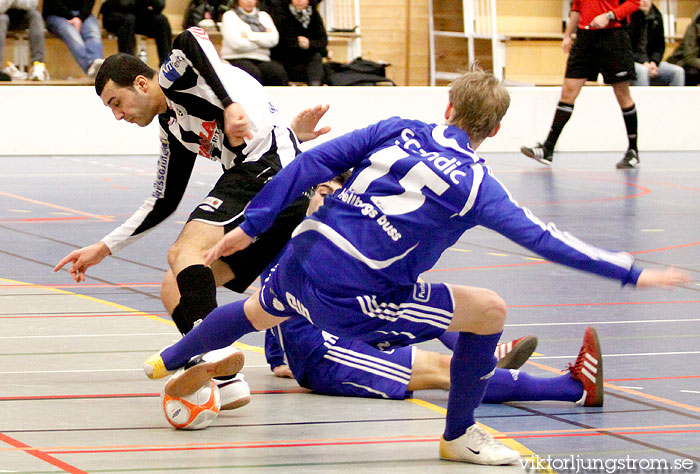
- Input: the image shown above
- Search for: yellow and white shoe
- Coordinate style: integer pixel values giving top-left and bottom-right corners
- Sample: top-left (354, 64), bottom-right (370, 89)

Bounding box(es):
top-left (143, 351), bottom-right (173, 380)
top-left (29, 61), bottom-right (49, 81)
top-left (3, 61), bottom-right (27, 80)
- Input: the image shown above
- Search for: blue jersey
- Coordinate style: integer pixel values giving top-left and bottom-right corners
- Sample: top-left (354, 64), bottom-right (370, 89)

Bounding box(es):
top-left (241, 117), bottom-right (641, 294)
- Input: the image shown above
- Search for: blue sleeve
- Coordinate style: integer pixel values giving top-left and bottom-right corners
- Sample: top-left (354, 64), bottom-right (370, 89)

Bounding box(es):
top-left (264, 328), bottom-right (286, 370)
top-left (474, 169), bottom-right (643, 286)
top-left (239, 120), bottom-right (385, 238)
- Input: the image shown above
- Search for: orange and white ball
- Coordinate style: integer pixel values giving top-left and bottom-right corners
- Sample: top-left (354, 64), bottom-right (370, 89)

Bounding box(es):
top-left (161, 379), bottom-right (221, 430)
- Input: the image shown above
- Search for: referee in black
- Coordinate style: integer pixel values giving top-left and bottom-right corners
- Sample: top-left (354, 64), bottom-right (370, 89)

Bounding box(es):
top-left (521, 0), bottom-right (642, 169)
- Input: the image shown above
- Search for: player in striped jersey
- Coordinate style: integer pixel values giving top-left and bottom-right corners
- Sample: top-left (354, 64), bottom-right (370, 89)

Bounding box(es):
top-left (53, 27), bottom-right (329, 339)
top-left (145, 69), bottom-right (688, 465)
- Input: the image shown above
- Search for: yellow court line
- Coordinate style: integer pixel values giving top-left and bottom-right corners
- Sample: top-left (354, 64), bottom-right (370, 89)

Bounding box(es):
top-left (0, 277), bottom-right (175, 327)
top-left (0, 191), bottom-right (115, 222)
top-left (1, 277), bottom-right (258, 357)
top-left (7, 277), bottom-right (547, 467)
top-left (406, 399), bottom-right (555, 472)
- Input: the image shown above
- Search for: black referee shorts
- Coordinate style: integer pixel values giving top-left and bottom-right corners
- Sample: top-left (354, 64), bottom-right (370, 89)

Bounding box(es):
top-left (565, 28), bottom-right (636, 84)
top-left (187, 161), bottom-right (310, 293)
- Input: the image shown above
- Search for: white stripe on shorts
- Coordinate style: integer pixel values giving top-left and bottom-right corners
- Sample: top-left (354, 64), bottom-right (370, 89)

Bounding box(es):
top-left (357, 295), bottom-right (452, 329)
top-left (324, 349), bottom-right (411, 384)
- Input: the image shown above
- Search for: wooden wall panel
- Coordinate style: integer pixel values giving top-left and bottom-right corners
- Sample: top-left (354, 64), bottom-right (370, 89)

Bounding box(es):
top-left (497, 0), bottom-right (563, 34)
top-left (359, 0), bottom-right (429, 85)
top-left (505, 40), bottom-right (566, 85)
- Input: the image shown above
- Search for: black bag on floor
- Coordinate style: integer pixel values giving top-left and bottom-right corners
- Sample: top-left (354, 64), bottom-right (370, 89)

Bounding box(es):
top-left (326, 58), bottom-right (395, 86)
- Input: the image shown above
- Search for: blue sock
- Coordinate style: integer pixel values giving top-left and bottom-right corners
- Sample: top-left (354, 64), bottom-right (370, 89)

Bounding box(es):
top-left (438, 331), bottom-right (458, 351)
top-left (161, 299), bottom-right (256, 370)
top-left (443, 331), bottom-right (501, 441)
top-left (482, 369), bottom-right (583, 403)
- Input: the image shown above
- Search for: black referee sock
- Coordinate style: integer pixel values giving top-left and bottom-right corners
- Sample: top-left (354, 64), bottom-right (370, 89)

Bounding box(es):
top-left (621, 104), bottom-right (638, 151)
top-left (544, 101), bottom-right (574, 152)
top-left (172, 264), bottom-right (218, 335)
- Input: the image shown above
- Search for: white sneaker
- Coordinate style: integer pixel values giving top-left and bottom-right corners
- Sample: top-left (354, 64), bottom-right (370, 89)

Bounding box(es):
top-left (29, 61), bottom-right (49, 81)
top-left (215, 372), bottom-right (251, 410)
top-left (3, 62), bottom-right (27, 80)
top-left (87, 58), bottom-right (104, 78)
top-left (440, 424), bottom-right (521, 465)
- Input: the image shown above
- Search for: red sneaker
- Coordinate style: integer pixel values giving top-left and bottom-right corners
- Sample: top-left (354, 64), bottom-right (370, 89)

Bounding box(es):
top-left (569, 327), bottom-right (604, 407)
top-left (495, 335), bottom-right (538, 369)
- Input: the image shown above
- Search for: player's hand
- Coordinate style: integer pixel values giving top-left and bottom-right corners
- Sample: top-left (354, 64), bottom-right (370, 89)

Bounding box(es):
top-left (223, 103), bottom-right (254, 147)
top-left (587, 13), bottom-right (610, 29)
top-left (636, 267), bottom-right (690, 289)
top-left (68, 17), bottom-right (82, 32)
top-left (272, 365), bottom-right (295, 379)
top-left (203, 227), bottom-right (255, 266)
top-left (290, 104), bottom-right (331, 143)
top-left (298, 36), bottom-right (310, 49)
top-left (53, 242), bottom-right (111, 283)
top-left (562, 36), bottom-right (573, 54)
top-left (648, 62), bottom-right (659, 77)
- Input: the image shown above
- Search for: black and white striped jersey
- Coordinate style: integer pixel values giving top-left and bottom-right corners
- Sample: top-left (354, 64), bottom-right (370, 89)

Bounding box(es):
top-left (101, 28), bottom-right (300, 253)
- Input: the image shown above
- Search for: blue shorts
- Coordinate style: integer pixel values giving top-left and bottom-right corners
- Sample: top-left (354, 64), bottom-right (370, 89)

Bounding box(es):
top-left (302, 339), bottom-right (415, 400)
top-left (259, 252), bottom-right (455, 348)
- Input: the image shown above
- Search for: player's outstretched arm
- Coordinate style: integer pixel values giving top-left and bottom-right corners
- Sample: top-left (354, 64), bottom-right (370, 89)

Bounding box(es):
top-left (53, 241), bottom-right (111, 283)
top-left (203, 227), bottom-right (255, 266)
top-left (636, 267), bottom-right (690, 289)
top-left (291, 104), bottom-right (331, 143)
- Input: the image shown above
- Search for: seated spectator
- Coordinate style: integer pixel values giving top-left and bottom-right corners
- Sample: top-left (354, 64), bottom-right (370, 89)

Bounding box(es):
top-left (100, 0), bottom-right (172, 65)
top-left (629, 0), bottom-right (684, 86)
top-left (667, 7), bottom-right (700, 86)
top-left (43, 0), bottom-right (104, 77)
top-left (270, 0), bottom-right (327, 85)
top-left (0, 0), bottom-right (49, 80)
top-left (220, 0), bottom-right (287, 86)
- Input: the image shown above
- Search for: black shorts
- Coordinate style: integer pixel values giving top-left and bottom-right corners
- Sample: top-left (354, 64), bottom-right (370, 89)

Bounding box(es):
top-left (187, 161), bottom-right (309, 293)
top-left (565, 28), bottom-right (636, 84)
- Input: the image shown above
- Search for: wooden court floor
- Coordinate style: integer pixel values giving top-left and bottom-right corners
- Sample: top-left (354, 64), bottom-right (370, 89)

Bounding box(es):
top-left (1, 151), bottom-right (699, 473)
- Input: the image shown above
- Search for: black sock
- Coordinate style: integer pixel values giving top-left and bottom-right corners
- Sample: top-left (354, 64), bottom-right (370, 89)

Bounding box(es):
top-left (544, 101), bottom-right (574, 151)
top-left (621, 104), bottom-right (638, 151)
top-left (171, 264), bottom-right (218, 335)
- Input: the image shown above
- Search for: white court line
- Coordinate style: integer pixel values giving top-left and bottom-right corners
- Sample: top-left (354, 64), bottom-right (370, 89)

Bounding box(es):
top-left (680, 390), bottom-right (700, 394)
top-left (0, 364), bottom-right (270, 375)
top-left (0, 332), bottom-right (177, 339)
top-left (5, 320), bottom-right (699, 338)
top-left (507, 318), bottom-right (700, 327)
top-left (533, 351), bottom-right (700, 359)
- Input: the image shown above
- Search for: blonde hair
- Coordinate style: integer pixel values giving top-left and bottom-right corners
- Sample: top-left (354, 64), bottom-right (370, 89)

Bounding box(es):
top-left (447, 69), bottom-right (510, 144)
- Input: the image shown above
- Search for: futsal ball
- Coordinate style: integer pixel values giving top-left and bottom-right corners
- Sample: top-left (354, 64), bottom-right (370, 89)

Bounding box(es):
top-left (161, 379), bottom-right (221, 430)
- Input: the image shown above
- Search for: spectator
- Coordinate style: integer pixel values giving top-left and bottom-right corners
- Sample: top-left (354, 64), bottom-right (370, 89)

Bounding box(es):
top-left (0, 0), bottom-right (49, 80)
top-left (270, 0), bottom-right (327, 85)
top-left (220, 0), bottom-right (288, 86)
top-left (43, 0), bottom-right (104, 77)
top-left (629, 0), bottom-right (684, 86)
top-left (667, 7), bottom-right (700, 86)
top-left (100, 0), bottom-right (172, 65)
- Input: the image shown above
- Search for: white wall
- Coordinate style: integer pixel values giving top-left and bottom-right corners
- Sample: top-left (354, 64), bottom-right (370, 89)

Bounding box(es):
top-left (1, 85), bottom-right (698, 155)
